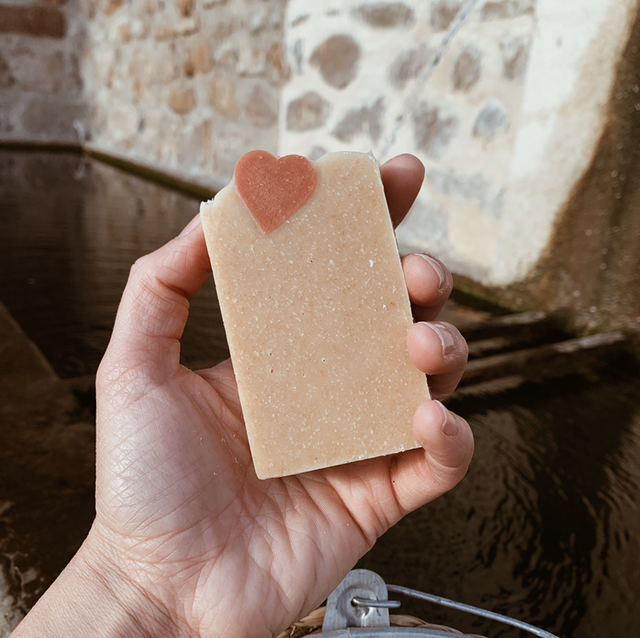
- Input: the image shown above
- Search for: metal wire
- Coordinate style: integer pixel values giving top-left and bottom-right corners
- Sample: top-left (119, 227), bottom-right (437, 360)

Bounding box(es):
top-left (379, 0), bottom-right (480, 162)
top-left (352, 596), bottom-right (402, 609)
top-left (387, 584), bottom-right (561, 638)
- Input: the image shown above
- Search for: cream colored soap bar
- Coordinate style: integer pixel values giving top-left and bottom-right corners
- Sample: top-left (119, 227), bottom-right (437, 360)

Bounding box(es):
top-left (201, 151), bottom-right (429, 479)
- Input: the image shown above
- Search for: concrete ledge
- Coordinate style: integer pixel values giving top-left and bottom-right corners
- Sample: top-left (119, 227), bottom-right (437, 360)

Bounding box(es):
top-left (0, 141), bottom-right (82, 153)
top-left (83, 144), bottom-right (219, 201)
top-left (0, 141), bottom-right (218, 201)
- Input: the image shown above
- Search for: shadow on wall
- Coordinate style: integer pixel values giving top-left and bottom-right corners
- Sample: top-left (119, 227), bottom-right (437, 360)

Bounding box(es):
top-left (457, 6), bottom-right (640, 334)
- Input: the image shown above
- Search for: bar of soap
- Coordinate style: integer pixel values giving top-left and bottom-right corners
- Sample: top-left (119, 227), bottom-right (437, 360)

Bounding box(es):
top-left (201, 150), bottom-right (430, 479)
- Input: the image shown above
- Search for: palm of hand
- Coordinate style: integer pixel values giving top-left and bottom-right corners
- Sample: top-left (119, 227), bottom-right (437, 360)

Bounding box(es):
top-left (89, 156), bottom-right (473, 638)
top-left (96, 356), bottom-right (411, 636)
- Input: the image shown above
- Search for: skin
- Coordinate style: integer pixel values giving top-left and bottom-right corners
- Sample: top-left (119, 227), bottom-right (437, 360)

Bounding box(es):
top-left (13, 154), bottom-right (474, 638)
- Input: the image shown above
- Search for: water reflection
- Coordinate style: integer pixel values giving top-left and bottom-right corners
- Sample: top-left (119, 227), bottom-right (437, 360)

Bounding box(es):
top-left (0, 150), bottom-right (228, 378)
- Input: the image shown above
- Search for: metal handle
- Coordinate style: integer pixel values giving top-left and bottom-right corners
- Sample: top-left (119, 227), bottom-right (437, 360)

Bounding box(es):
top-left (319, 569), bottom-right (561, 638)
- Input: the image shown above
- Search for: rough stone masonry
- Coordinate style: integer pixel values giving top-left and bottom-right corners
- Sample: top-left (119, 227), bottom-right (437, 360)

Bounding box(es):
top-left (1, 0), bottom-right (639, 331)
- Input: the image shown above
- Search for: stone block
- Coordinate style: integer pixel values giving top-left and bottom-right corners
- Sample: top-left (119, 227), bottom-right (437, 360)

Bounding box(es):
top-left (286, 91), bottom-right (331, 131)
top-left (13, 49), bottom-right (67, 94)
top-left (130, 42), bottom-right (176, 86)
top-left (500, 37), bottom-right (531, 82)
top-left (176, 0), bottom-right (193, 17)
top-left (473, 99), bottom-right (509, 140)
top-left (103, 0), bottom-right (123, 16)
top-left (0, 5), bottom-right (66, 38)
top-left (179, 119), bottom-right (212, 164)
top-left (430, 0), bottom-right (464, 32)
top-left (351, 2), bottom-right (415, 29)
top-left (207, 76), bottom-right (240, 118)
top-left (388, 44), bottom-right (433, 90)
top-left (117, 21), bottom-right (131, 42)
top-left (92, 45), bottom-right (116, 88)
top-left (248, 7), bottom-right (270, 33)
top-left (184, 39), bottom-right (210, 76)
top-left (155, 17), bottom-right (198, 39)
top-left (129, 19), bottom-right (148, 39)
top-left (310, 34), bottom-right (361, 90)
top-left (80, 0), bottom-right (98, 19)
top-left (152, 45), bottom-right (177, 84)
top-left (213, 41), bottom-right (240, 70)
top-left (412, 101), bottom-right (459, 159)
top-left (332, 97), bottom-right (385, 142)
top-left (452, 44), bottom-right (482, 92)
top-left (169, 85), bottom-right (197, 115)
top-left (266, 42), bottom-right (290, 85)
top-left (245, 83), bottom-right (277, 128)
top-left (20, 98), bottom-right (83, 138)
top-left (105, 102), bottom-right (139, 144)
top-left (142, 0), bottom-right (160, 13)
top-left (237, 47), bottom-right (267, 77)
top-left (480, 0), bottom-right (535, 21)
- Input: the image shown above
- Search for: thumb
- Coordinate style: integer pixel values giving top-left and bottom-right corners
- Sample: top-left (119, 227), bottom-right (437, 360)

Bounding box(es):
top-left (415, 400), bottom-right (474, 486)
top-left (100, 213), bottom-right (211, 381)
top-left (390, 400), bottom-right (474, 515)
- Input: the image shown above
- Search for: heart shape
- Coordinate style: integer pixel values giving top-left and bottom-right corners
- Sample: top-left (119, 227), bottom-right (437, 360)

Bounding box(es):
top-left (234, 151), bottom-right (317, 234)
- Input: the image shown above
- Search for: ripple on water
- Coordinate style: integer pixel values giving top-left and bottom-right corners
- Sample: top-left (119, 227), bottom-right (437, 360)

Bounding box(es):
top-left (359, 365), bottom-right (640, 637)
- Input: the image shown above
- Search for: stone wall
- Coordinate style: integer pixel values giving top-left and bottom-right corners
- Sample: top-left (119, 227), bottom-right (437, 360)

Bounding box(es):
top-left (279, 0), bottom-right (640, 330)
top-left (0, 0), bottom-right (85, 144)
top-left (81, 0), bottom-right (288, 191)
top-left (281, 0), bottom-right (534, 283)
top-left (1, 0), bottom-right (639, 330)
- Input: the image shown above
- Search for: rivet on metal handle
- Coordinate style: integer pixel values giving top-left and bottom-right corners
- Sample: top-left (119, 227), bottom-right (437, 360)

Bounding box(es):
top-left (322, 569), bottom-right (392, 631)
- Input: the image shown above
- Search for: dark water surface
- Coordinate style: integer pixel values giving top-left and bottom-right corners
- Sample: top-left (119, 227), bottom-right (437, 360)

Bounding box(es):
top-left (360, 363), bottom-right (640, 637)
top-left (0, 150), bottom-right (228, 378)
top-left (1, 151), bottom-right (639, 637)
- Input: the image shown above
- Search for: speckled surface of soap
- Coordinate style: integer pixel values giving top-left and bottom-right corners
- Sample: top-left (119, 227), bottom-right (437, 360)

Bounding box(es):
top-left (201, 151), bottom-right (430, 479)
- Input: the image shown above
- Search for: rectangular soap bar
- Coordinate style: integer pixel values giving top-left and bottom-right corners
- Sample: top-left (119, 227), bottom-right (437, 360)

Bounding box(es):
top-left (201, 151), bottom-right (429, 479)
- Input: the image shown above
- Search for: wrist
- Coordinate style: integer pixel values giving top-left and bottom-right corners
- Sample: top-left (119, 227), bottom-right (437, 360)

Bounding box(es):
top-left (12, 526), bottom-right (187, 638)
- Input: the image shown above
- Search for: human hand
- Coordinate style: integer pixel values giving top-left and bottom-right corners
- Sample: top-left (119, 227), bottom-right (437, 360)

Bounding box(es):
top-left (14, 154), bottom-right (473, 638)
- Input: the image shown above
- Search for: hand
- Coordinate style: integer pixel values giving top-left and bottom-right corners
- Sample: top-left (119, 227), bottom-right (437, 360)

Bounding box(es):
top-left (14, 154), bottom-right (473, 638)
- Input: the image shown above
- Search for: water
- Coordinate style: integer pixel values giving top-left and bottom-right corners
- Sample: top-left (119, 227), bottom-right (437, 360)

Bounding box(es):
top-left (1, 150), bottom-right (639, 637)
top-left (359, 361), bottom-right (640, 637)
top-left (0, 150), bottom-right (228, 378)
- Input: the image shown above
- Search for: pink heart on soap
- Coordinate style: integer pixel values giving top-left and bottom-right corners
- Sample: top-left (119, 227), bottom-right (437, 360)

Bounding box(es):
top-left (234, 150), bottom-right (318, 234)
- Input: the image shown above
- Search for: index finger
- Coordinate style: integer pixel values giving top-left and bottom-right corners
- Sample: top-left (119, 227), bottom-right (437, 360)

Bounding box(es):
top-left (101, 214), bottom-right (211, 379)
top-left (380, 154), bottom-right (425, 228)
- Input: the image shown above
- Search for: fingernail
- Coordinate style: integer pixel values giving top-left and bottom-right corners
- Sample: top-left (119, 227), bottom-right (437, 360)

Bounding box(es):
top-left (436, 400), bottom-right (458, 436)
top-left (414, 253), bottom-right (445, 289)
top-left (179, 213), bottom-right (201, 237)
top-left (421, 321), bottom-right (456, 356)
